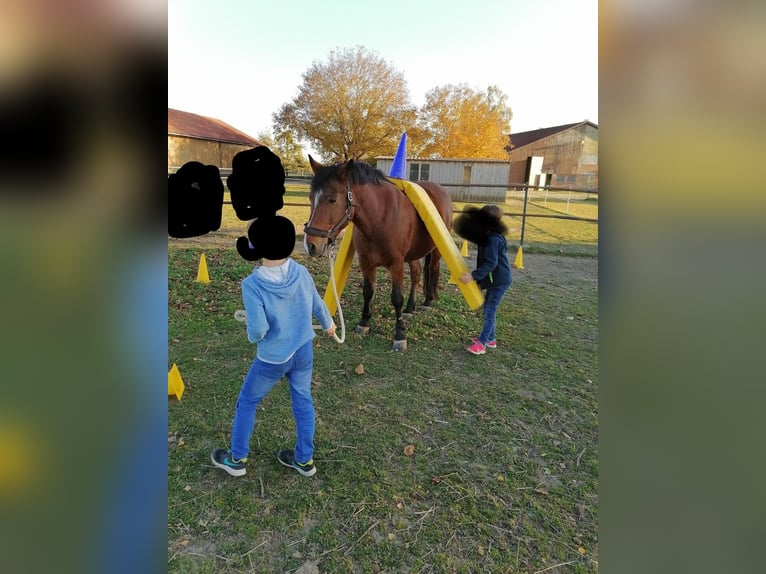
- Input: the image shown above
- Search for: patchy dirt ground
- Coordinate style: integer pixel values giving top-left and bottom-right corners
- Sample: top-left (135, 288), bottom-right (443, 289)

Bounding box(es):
top-left (511, 253), bottom-right (598, 287)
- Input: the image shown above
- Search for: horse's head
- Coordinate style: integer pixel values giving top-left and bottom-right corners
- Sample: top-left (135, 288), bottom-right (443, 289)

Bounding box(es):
top-left (303, 155), bottom-right (356, 257)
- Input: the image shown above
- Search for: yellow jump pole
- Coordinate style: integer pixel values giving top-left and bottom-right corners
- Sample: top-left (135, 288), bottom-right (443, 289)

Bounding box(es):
top-left (389, 178), bottom-right (483, 310)
top-left (448, 240), bottom-right (470, 284)
top-left (322, 225), bottom-right (355, 316)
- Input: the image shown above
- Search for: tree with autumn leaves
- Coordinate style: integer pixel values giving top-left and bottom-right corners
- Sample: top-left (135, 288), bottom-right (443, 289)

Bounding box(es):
top-left (273, 46), bottom-right (512, 162)
top-left (415, 84), bottom-right (512, 159)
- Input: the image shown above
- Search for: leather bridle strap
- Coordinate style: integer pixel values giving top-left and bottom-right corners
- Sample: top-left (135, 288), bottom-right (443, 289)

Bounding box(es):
top-left (303, 180), bottom-right (355, 244)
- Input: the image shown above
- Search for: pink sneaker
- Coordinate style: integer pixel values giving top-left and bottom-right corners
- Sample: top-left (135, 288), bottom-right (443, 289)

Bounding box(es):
top-left (467, 341), bottom-right (486, 355)
top-left (472, 338), bottom-right (497, 349)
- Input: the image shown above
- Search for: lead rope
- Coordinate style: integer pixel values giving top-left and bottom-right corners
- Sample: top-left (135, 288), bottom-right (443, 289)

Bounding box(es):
top-left (233, 249), bottom-right (346, 344)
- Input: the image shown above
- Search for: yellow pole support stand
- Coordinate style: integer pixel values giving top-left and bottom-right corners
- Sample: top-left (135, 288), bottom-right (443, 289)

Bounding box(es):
top-left (389, 178), bottom-right (483, 310)
top-left (196, 253), bottom-right (210, 283)
top-left (168, 363), bottom-right (185, 400)
top-left (512, 246), bottom-right (524, 269)
top-left (322, 225), bottom-right (355, 316)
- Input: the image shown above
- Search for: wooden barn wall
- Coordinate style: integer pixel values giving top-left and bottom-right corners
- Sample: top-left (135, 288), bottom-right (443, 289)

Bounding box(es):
top-left (168, 136), bottom-right (255, 172)
top-left (578, 124), bottom-right (598, 189)
top-left (508, 125), bottom-right (598, 189)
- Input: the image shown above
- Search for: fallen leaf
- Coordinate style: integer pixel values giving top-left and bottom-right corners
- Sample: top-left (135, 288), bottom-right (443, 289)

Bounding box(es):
top-left (177, 439), bottom-right (185, 447)
top-left (354, 364), bottom-right (365, 375)
top-left (477, 545), bottom-right (485, 556)
top-left (496, 475), bottom-right (505, 482)
top-left (184, 485), bottom-right (191, 491)
top-left (431, 476), bottom-right (442, 484)
top-left (403, 444), bottom-right (415, 456)
top-left (577, 546), bottom-right (586, 555)
top-left (534, 484), bottom-right (549, 495)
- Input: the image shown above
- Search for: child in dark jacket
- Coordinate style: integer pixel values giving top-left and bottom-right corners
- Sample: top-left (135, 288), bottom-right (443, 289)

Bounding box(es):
top-left (456, 204), bottom-right (512, 355)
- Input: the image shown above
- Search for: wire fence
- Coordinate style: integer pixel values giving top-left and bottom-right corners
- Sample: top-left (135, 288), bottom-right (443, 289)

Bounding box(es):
top-left (246, 179), bottom-right (599, 223)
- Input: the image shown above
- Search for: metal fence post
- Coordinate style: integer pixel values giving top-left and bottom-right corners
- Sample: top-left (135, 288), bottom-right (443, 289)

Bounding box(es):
top-left (513, 183), bottom-right (530, 269)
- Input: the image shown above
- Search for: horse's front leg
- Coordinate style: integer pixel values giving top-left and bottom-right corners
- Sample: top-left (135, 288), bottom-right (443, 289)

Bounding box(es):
top-left (422, 251), bottom-right (442, 307)
top-left (403, 259), bottom-right (421, 316)
top-left (355, 267), bottom-right (375, 337)
top-left (390, 262), bottom-right (407, 351)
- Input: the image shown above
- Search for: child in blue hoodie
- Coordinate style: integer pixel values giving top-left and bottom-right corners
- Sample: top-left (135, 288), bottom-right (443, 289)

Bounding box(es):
top-left (212, 215), bottom-right (336, 477)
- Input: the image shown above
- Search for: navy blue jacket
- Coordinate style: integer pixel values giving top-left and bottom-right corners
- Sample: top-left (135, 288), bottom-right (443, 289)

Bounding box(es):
top-left (472, 232), bottom-right (512, 289)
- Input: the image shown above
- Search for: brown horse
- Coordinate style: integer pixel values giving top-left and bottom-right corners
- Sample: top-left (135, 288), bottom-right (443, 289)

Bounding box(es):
top-left (303, 157), bottom-right (453, 351)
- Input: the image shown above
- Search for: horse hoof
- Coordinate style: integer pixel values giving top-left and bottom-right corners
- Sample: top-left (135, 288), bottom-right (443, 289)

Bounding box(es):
top-left (402, 312), bottom-right (414, 318)
top-left (392, 340), bottom-right (407, 352)
top-left (355, 325), bottom-right (370, 336)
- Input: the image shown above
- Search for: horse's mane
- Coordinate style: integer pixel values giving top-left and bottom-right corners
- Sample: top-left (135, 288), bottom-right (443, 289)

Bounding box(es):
top-left (312, 160), bottom-right (387, 192)
top-left (346, 161), bottom-right (387, 185)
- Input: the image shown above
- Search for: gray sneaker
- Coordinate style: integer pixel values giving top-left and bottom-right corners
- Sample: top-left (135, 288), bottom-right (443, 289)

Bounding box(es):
top-left (211, 448), bottom-right (247, 477)
top-left (276, 449), bottom-right (316, 477)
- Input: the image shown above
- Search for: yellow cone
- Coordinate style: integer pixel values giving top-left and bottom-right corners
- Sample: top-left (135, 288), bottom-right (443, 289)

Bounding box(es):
top-left (512, 246), bottom-right (524, 269)
top-left (196, 253), bottom-right (210, 283)
top-left (168, 363), bottom-right (185, 400)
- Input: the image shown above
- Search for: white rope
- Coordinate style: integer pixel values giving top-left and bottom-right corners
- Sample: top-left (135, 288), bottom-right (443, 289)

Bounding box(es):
top-left (233, 249), bottom-right (346, 344)
top-left (324, 246), bottom-right (346, 343)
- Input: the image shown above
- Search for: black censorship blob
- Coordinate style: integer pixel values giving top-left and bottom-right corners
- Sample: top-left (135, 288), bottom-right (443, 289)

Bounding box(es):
top-left (168, 161), bottom-right (224, 238)
top-left (453, 206), bottom-right (508, 246)
top-left (226, 146), bottom-right (286, 221)
top-left (235, 215), bottom-right (296, 262)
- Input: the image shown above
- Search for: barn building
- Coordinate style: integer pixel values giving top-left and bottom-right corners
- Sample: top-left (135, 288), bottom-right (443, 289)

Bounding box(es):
top-left (507, 120), bottom-right (598, 190)
top-left (168, 108), bottom-right (262, 174)
top-left (375, 157), bottom-right (510, 203)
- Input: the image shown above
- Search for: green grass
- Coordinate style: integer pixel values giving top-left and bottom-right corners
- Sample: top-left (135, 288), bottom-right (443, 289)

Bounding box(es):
top-left (168, 242), bottom-right (598, 573)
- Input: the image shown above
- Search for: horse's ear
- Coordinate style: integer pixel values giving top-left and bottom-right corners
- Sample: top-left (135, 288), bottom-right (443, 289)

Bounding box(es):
top-left (308, 155), bottom-right (323, 175)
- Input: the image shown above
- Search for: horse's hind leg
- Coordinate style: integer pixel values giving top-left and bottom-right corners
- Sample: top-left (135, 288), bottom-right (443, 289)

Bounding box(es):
top-left (422, 252), bottom-right (443, 307)
top-left (404, 259), bottom-right (421, 316)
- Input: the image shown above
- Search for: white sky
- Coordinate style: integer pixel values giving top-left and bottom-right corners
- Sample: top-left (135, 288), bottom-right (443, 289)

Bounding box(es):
top-left (168, 0), bottom-right (598, 144)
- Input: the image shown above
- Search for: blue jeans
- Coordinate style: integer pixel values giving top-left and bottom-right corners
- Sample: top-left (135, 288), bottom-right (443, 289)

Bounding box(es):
top-left (230, 339), bottom-right (315, 463)
top-left (478, 285), bottom-right (509, 345)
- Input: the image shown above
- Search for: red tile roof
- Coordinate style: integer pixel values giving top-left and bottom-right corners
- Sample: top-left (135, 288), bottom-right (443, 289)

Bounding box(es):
top-left (168, 108), bottom-right (262, 146)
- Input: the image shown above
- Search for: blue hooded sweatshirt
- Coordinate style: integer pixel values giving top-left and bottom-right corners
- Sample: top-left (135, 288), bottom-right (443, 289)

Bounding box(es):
top-left (241, 259), bottom-right (333, 364)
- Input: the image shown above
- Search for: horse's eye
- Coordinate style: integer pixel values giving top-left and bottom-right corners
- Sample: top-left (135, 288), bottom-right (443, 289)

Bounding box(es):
top-left (328, 197), bottom-right (337, 204)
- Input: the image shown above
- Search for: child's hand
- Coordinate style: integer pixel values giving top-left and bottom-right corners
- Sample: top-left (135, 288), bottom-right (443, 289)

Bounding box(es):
top-left (325, 321), bottom-right (337, 337)
top-left (459, 272), bottom-right (474, 284)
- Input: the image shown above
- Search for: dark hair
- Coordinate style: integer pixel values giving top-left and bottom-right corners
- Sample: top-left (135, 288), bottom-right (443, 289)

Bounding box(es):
top-left (453, 204), bottom-right (508, 245)
top-left (480, 204), bottom-right (504, 221)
